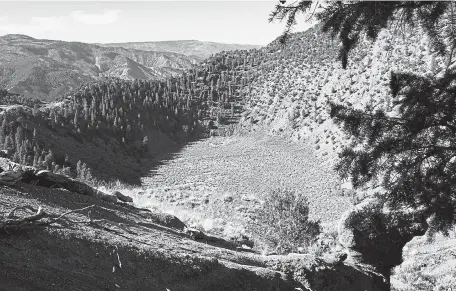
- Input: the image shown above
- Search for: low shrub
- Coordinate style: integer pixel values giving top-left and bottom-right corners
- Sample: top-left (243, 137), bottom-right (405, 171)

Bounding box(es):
top-left (308, 230), bottom-right (340, 257)
top-left (251, 189), bottom-right (321, 254)
top-left (216, 114), bottom-right (228, 125)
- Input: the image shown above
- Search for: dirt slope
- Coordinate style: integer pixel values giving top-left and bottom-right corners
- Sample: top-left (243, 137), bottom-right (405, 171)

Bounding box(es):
top-left (0, 182), bottom-right (386, 291)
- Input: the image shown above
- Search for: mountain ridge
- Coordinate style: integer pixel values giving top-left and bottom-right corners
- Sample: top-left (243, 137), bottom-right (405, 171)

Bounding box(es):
top-left (99, 39), bottom-right (263, 60)
top-left (0, 34), bottom-right (201, 100)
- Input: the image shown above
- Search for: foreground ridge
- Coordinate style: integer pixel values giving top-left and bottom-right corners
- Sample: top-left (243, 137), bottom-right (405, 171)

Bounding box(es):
top-left (0, 160), bottom-right (389, 291)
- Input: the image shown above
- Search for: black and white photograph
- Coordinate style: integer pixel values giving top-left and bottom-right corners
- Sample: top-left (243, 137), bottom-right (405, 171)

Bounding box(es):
top-left (0, 0), bottom-right (455, 290)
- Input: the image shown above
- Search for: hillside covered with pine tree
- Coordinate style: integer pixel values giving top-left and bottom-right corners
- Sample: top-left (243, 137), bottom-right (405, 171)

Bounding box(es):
top-left (0, 23), bottom-right (442, 203)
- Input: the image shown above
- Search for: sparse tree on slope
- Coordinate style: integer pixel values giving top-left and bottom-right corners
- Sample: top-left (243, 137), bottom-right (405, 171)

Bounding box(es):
top-left (271, 1), bottom-right (456, 233)
top-left (0, 117), bottom-right (5, 146)
top-left (4, 134), bottom-right (14, 155)
top-left (43, 149), bottom-right (55, 170)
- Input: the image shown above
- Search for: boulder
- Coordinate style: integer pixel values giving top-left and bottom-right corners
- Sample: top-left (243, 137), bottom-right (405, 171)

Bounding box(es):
top-left (0, 150), bottom-right (8, 158)
top-left (144, 211), bottom-right (187, 231)
top-left (223, 195), bottom-right (233, 202)
top-left (338, 197), bottom-right (428, 281)
top-left (230, 234), bottom-right (254, 249)
top-left (185, 227), bottom-right (206, 240)
top-left (0, 170), bottom-right (23, 185)
top-left (113, 191), bottom-right (133, 203)
top-left (264, 254), bottom-right (389, 291)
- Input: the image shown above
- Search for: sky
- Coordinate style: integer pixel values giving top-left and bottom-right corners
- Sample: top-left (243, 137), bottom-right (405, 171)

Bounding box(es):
top-left (0, 1), bottom-right (314, 45)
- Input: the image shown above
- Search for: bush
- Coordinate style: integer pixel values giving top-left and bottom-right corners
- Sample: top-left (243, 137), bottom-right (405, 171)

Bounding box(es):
top-left (252, 189), bottom-right (321, 254)
top-left (308, 230), bottom-right (341, 257)
top-left (216, 113), bottom-right (228, 125)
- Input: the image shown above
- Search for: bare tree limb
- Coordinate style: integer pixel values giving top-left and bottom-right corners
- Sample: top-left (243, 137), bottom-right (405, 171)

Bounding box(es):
top-left (1, 204), bottom-right (96, 232)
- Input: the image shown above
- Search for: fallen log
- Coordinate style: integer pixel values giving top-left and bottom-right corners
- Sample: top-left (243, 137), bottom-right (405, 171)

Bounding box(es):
top-left (19, 170), bottom-right (118, 203)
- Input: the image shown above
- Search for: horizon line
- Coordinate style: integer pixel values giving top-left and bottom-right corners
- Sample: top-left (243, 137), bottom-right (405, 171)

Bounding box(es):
top-left (0, 33), bottom-right (269, 46)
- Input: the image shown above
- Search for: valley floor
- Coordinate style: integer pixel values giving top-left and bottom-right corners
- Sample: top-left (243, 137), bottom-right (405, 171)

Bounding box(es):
top-left (136, 132), bottom-right (350, 237)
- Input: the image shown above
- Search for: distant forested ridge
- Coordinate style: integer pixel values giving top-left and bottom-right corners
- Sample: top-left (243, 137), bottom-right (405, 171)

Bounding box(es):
top-left (0, 46), bottom-right (270, 183)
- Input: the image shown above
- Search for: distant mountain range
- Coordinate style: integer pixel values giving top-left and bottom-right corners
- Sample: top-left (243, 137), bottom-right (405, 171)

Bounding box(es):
top-left (98, 40), bottom-right (262, 60)
top-left (0, 35), bottom-right (260, 100)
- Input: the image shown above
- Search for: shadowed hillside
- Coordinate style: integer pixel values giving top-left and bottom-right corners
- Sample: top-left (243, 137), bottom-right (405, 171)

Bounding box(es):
top-left (0, 35), bottom-right (270, 185)
top-left (0, 47), bottom-right (252, 185)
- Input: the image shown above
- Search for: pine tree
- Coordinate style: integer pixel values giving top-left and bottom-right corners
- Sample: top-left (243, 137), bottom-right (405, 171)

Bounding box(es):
top-left (32, 128), bottom-right (37, 142)
top-left (141, 136), bottom-right (148, 154)
top-left (76, 160), bottom-right (83, 178)
top-left (43, 149), bottom-right (55, 170)
top-left (4, 134), bottom-right (13, 154)
top-left (14, 126), bottom-right (24, 149)
top-left (33, 146), bottom-right (40, 167)
top-left (0, 117), bottom-right (6, 146)
top-left (53, 163), bottom-right (60, 174)
top-left (74, 108), bottom-right (79, 130)
top-left (12, 151), bottom-right (19, 163)
top-left (18, 142), bottom-right (27, 165)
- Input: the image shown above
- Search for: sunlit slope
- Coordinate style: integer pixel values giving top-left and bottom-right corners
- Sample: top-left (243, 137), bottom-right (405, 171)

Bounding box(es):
top-left (238, 25), bottom-right (435, 163)
top-left (140, 133), bottom-right (349, 237)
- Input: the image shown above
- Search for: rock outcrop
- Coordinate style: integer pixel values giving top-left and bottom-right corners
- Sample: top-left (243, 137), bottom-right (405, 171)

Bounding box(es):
top-left (265, 254), bottom-right (389, 291)
top-left (338, 197), bottom-right (429, 286)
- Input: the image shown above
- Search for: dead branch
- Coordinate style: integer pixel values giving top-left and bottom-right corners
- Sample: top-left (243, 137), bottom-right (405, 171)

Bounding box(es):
top-left (48, 205), bottom-right (95, 223)
top-left (111, 245), bottom-right (124, 275)
top-left (1, 204), bottom-right (158, 257)
top-left (7, 205), bottom-right (38, 218)
top-left (1, 204), bottom-right (96, 232)
top-left (1, 206), bottom-right (47, 230)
